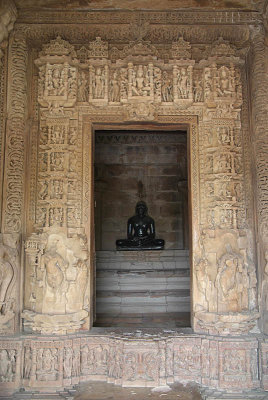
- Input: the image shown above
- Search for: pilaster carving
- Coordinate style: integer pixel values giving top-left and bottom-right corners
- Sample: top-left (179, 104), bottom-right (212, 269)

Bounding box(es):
top-left (2, 29), bottom-right (28, 233)
top-left (249, 25), bottom-right (268, 334)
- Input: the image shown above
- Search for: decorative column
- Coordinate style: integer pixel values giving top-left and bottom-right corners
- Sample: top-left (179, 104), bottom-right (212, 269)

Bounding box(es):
top-left (0, 27), bottom-right (27, 335)
top-left (249, 25), bottom-right (268, 335)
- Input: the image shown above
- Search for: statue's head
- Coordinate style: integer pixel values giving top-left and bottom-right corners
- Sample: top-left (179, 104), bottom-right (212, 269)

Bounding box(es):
top-left (135, 201), bottom-right (147, 216)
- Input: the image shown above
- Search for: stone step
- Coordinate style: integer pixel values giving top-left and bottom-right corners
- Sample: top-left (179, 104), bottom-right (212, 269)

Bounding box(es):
top-left (96, 289), bottom-right (190, 313)
top-left (96, 270), bottom-right (190, 291)
top-left (95, 249), bottom-right (190, 315)
top-left (94, 312), bottom-right (191, 328)
top-left (96, 250), bottom-right (190, 271)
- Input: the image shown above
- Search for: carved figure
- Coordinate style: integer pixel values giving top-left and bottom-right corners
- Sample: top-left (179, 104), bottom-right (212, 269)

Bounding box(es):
top-left (50, 125), bottom-right (65, 144)
top-left (120, 68), bottom-right (128, 100)
top-left (0, 239), bottom-right (15, 315)
top-left (216, 66), bottom-right (235, 97)
top-left (94, 67), bottom-right (105, 99)
top-left (177, 68), bottom-right (189, 99)
top-left (162, 71), bottom-right (173, 102)
top-left (195, 259), bottom-right (215, 311)
top-left (78, 71), bottom-right (88, 102)
top-left (69, 126), bottom-right (77, 145)
top-left (262, 251), bottom-right (268, 312)
top-left (64, 347), bottom-right (72, 378)
top-left (50, 152), bottom-right (64, 171)
top-left (216, 249), bottom-right (249, 312)
top-left (116, 201), bottom-right (164, 250)
top-left (68, 67), bottom-right (77, 99)
top-left (109, 71), bottom-right (120, 102)
top-left (38, 181), bottom-right (48, 200)
top-left (0, 349), bottom-right (13, 382)
top-left (36, 348), bottom-right (58, 381)
top-left (131, 65), bottom-right (151, 96)
top-left (49, 207), bottom-right (63, 226)
top-left (0, 3), bottom-right (16, 60)
top-left (153, 67), bottom-right (161, 99)
top-left (40, 235), bottom-right (67, 313)
top-left (24, 347), bottom-right (32, 379)
top-left (72, 347), bottom-right (80, 377)
top-left (23, 230), bottom-right (89, 334)
top-left (193, 79), bottom-right (203, 102)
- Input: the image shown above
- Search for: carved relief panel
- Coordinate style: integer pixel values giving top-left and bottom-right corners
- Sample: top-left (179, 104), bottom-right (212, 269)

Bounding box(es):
top-left (0, 234), bottom-right (20, 335)
top-left (22, 229), bottom-right (89, 334)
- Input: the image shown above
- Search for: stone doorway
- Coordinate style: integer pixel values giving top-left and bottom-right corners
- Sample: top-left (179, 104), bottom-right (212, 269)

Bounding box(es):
top-left (93, 126), bottom-right (190, 328)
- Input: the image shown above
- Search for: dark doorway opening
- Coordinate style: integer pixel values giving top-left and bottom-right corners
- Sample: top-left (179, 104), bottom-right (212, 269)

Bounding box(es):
top-left (94, 127), bottom-right (190, 328)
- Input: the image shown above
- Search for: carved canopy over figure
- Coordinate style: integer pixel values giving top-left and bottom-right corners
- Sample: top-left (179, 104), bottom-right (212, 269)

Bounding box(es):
top-left (116, 201), bottom-right (164, 250)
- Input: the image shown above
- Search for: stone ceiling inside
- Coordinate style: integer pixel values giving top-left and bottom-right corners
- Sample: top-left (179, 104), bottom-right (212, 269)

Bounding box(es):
top-left (13, 0), bottom-right (267, 12)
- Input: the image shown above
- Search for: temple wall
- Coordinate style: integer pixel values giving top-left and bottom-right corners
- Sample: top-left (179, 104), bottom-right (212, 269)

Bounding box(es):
top-left (0, 7), bottom-right (267, 395)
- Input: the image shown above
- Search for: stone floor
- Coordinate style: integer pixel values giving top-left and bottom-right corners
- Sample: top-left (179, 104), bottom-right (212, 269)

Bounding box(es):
top-left (74, 381), bottom-right (202, 400)
top-left (94, 312), bottom-right (191, 328)
top-left (5, 382), bottom-right (268, 400)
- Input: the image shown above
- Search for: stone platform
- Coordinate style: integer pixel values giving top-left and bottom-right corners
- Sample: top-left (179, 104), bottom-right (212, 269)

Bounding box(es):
top-left (95, 250), bottom-right (190, 324)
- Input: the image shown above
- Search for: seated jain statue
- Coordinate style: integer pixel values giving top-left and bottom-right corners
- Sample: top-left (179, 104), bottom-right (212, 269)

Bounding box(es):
top-left (116, 201), bottom-right (164, 250)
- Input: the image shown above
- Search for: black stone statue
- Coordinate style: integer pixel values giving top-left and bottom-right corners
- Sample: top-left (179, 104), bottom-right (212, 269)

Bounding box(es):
top-left (116, 201), bottom-right (165, 250)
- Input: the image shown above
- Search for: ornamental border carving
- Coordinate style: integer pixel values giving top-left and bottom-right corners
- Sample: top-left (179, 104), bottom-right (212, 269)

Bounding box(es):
top-left (2, 30), bottom-right (28, 234)
top-left (17, 9), bottom-right (261, 25)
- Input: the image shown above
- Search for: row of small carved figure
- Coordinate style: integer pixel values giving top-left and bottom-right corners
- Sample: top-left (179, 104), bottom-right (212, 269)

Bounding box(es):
top-left (21, 345), bottom-right (157, 382)
top-left (1, 341), bottom-right (252, 384)
top-left (38, 63), bottom-right (240, 105)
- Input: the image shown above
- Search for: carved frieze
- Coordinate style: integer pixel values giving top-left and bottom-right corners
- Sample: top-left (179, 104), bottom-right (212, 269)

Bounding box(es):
top-left (0, 334), bottom-right (262, 393)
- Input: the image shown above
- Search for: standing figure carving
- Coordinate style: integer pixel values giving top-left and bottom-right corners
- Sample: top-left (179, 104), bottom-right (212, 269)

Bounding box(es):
top-left (40, 235), bottom-right (67, 314)
top-left (177, 68), bottom-right (189, 99)
top-left (216, 249), bottom-right (249, 313)
top-left (0, 246), bottom-right (14, 315)
top-left (109, 70), bottom-right (120, 102)
top-left (23, 230), bottom-right (90, 334)
top-left (0, 234), bottom-right (18, 333)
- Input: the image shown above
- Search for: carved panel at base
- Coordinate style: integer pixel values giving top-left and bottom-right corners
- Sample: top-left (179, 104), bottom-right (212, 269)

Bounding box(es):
top-left (0, 334), bottom-right (261, 394)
